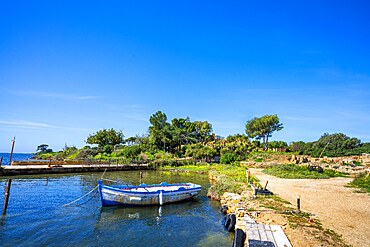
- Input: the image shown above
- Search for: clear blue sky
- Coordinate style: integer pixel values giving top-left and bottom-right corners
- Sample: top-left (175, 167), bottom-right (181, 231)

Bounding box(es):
top-left (1, 1), bottom-right (369, 152)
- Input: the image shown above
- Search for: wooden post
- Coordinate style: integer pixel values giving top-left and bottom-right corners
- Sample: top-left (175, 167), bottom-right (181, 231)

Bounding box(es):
top-left (9, 137), bottom-right (16, 165)
top-left (140, 172), bottom-right (143, 184)
top-left (297, 195), bottom-right (301, 213)
top-left (2, 179), bottom-right (12, 216)
top-left (246, 170), bottom-right (251, 184)
top-left (264, 181), bottom-right (269, 190)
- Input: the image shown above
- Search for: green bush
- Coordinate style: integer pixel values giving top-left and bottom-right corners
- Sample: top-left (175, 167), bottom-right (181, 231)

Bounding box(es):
top-left (103, 145), bottom-right (113, 154)
top-left (220, 152), bottom-right (237, 164)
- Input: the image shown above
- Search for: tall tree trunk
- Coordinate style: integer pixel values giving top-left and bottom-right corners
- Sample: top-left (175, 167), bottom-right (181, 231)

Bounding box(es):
top-left (265, 135), bottom-right (269, 150)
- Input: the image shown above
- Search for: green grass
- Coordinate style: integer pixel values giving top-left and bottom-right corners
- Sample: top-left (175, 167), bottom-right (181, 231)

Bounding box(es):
top-left (263, 164), bottom-right (348, 179)
top-left (161, 162), bottom-right (258, 199)
top-left (348, 172), bottom-right (370, 193)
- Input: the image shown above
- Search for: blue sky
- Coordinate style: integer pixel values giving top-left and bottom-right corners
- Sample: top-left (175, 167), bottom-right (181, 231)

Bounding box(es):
top-left (1, 1), bottom-right (369, 152)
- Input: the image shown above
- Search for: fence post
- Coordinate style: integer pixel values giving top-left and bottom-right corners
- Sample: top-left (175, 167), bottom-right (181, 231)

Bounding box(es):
top-left (2, 179), bottom-right (12, 216)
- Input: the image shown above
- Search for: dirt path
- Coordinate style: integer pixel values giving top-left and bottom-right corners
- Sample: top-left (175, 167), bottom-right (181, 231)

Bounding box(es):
top-left (250, 169), bottom-right (370, 247)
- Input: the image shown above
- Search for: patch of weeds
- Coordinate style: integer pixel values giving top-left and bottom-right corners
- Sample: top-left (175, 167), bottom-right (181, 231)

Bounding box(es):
top-left (353, 161), bottom-right (363, 166)
top-left (347, 172), bottom-right (370, 193)
top-left (268, 195), bottom-right (291, 204)
top-left (263, 164), bottom-right (348, 179)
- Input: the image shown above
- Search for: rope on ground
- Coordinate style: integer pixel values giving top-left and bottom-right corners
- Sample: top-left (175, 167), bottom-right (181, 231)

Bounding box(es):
top-left (63, 185), bottom-right (99, 207)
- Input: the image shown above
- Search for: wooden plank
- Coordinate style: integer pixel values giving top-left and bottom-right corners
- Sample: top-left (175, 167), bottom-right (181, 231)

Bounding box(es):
top-left (270, 225), bottom-right (292, 247)
top-left (244, 215), bottom-right (256, 224)
top-left (263, 224), bottom-right (276, 243)
top-left (257, 224), bottom-right (269, 242)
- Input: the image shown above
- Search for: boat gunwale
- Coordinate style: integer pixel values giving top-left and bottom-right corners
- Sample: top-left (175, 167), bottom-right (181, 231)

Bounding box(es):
top-left (98, 180), bottom-right (202, 195)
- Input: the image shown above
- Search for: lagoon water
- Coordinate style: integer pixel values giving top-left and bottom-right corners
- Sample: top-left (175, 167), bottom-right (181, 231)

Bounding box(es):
top-left (0, 169), bottom-right (232, 246)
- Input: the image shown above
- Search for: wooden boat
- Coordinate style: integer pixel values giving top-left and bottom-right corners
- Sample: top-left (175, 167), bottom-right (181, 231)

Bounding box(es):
top-left (98, 180), bottom-right (202, 206)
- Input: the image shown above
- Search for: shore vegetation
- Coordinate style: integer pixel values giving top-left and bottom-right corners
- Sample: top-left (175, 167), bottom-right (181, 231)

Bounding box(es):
top-left (347, 172), bottom-right (370, 193)
top-left (263, 164), bottom-right (348, 179)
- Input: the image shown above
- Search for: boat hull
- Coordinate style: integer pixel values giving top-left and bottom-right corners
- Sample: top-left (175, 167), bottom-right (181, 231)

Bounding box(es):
top-left (98, 180), bottom-right (202, 206)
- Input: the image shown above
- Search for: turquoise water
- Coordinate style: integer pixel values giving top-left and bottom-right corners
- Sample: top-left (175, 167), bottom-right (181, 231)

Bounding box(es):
top-left (0, 170), bottom-right (232, 246)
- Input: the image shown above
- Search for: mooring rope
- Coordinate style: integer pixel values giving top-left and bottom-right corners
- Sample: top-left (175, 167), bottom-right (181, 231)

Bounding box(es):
top-left (74, 190), bottom-right (99, 206)
top-left (63, 185), bottom-right (99, 207)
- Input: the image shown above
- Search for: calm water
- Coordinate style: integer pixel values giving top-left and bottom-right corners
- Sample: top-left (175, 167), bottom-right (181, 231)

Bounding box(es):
top-left (0, 153), bottom-right (33, 166)
top-left (0, 170), bottom-right (232, 246)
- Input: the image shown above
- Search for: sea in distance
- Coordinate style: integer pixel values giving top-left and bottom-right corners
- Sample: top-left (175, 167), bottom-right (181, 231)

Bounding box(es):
top-left (0, 153), bottom-right (33, 166)
top-left (0, 154), bottom-right (232, 247)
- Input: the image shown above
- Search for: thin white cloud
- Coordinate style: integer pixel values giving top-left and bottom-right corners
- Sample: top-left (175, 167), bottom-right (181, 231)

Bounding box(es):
top-left (10, 90), bottom-right (98, 101)
top-left (283, 116), bottom-right (326, 122)
top-left (0, 120), bottom-right (92, 132)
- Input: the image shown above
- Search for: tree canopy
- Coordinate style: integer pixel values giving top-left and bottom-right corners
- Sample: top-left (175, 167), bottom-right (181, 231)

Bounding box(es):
top-left (148, 111), bottom-right (213, 153)
top-left (86, 128), bottom-right (124, 147)
top-left (36, 144), bottom-right (53, 153)
top-left (304, 133), bottom-right (362, 157)
top-left (245, 114), bottom-right (283, 149)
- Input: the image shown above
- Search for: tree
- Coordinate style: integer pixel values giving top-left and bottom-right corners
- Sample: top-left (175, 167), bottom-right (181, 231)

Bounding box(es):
top-left (149, 111), bottom-right (172, 151)
top-left (192, 121), bottom-right (213, 143)
top-left (185, 143), bottom-right (216, 161)
top-left (245, 114), bottom-right (283, 150)
top-left (86, 128), bottom-right (124, 147)
top-left (309, 133), bottom-right (361, 157)
top-left (36, 144), bottom-right (53, 153)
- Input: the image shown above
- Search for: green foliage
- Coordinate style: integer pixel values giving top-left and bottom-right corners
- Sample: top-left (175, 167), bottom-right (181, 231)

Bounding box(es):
top-left (120, 145), bottom-right (142, 159)
top-left (36, 144), bottom-right (53, 153)
top-left (263, 164), bottom-right (347, 179)
top-left (63, 144), bottom-right (78, 157)
top-left (219, 134), bottom-right (256, 160)
top-left (148, 111), bottom-right (214, 154)
top-left (185, 143), bottom-right (217, 160)
top-left (245, 114), bottom-right (283, 149)
top-left (149, 158), bottom-right (197, 168)
top-left (290, 133), bottom-right (370, 157)
top-left (348, 172), bottom-right (370, 193)
top-left (36, 152), bottom-right (57, 159)
top-left (268, 141), bottom-right (288, 149)
top-left (74, 147), bottom-right (99, 160)
top-left (149, 111), bottom-right (172, 151)
top-left (86, 128), bottom-right (124, 147)
top-left (220, 152), bottom-right (237, 164)
top-left (103, 144), bottom-right (113, 154)
top-left (301, 133), bottom-right (363, 157)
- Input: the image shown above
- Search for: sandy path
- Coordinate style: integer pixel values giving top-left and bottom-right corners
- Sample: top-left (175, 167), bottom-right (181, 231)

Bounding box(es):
top-left (250, 169), bottom-right (370, 247)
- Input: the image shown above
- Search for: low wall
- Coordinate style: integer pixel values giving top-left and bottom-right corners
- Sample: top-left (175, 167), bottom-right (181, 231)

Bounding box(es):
top-left (1, 164), bottom-right (151, 176)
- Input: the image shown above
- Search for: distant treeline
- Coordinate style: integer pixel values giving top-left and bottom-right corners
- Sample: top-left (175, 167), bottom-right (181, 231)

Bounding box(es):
top-left (35, 111), bottom-right (370, 163)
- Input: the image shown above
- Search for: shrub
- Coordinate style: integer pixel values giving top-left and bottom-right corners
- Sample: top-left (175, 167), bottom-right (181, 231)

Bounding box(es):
top-left (220, 152), bottom-right (237, 164)
top-left (103, 145), bottom-right (113, 154)
top-left (348, 172), bottom-right (370, 193)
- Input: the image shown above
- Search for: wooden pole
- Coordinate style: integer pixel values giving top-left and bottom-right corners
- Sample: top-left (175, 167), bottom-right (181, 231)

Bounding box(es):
top-left (246, 170), bottom-right (251, 184)
top-left (2, 179), bottom-right (12, 216)
top-left (9, 137), bottom-right (16, 166)
top-left (264, 181), bottom-right (269, 190)
top-left (297, 195), bottom-right (301, 213)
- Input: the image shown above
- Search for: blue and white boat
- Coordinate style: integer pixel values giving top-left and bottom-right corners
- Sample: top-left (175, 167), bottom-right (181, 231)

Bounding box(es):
top-left (98, 180), bottom-right (202, 206)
